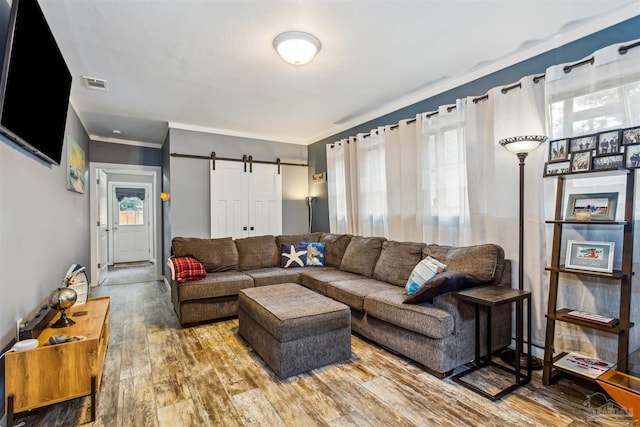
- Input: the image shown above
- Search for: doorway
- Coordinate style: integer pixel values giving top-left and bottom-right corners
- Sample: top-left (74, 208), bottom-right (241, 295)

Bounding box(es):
top-left (89, 163), bottom-right (163, 287)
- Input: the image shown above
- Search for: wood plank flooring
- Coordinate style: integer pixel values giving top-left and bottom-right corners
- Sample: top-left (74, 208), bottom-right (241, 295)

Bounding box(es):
top-left (10, 279), bottom-right (637, 426)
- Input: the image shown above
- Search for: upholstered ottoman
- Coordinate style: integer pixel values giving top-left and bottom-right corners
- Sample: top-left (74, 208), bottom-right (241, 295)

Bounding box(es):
top-left (238, 283), bottom-right (351, 379)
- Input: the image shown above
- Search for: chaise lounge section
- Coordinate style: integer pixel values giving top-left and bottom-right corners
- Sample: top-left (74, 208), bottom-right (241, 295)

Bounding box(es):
top-left (169, 233), bottom-right (512, 377)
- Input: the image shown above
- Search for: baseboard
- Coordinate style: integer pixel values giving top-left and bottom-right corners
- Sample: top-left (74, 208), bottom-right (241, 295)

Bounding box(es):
top-left (162, 276), bottom-right (171, 292)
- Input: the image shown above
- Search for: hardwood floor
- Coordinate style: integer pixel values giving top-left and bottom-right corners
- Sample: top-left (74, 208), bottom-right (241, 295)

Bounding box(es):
top-left (11, 280), bottom-right (636, 426)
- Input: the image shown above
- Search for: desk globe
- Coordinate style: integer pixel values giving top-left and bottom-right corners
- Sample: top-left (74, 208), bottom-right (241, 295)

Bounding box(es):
top-left (48, 287), bottom-right (77, 328)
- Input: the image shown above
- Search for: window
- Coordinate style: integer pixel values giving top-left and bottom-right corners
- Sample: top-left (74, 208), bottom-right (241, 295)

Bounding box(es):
top-left (118, 196), bottom-right (144, 225)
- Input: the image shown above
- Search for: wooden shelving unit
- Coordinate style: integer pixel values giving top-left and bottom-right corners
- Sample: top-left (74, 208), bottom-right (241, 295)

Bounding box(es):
top-left (542, 169), bottom-right (634, 385)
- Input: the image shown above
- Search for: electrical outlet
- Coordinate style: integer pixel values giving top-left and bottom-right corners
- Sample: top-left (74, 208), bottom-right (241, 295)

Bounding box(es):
top-left (16, 317), bottom-right (23, 341)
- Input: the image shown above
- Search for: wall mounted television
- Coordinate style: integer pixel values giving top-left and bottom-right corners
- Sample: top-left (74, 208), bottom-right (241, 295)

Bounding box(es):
top-left (0, 0), bottom-right (72, 165)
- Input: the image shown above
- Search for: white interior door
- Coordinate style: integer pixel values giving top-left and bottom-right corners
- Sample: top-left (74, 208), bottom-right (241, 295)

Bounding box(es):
top-left (97, 170), bottom-right (109, 284)
top-left (210, 160), bottom-right (249, 239)
top-left (112, 185), bottom-right (150, 263)
top-left (249, 163), bottom-right (282, 236)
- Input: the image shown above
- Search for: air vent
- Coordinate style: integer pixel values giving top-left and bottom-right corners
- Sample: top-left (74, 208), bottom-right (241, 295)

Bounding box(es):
top-left (82, 76), bottom-right (108, 91)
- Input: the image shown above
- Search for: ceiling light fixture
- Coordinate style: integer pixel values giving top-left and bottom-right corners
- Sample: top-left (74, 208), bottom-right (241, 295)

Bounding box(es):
top-left (273, 31), bottom-right (321, 66)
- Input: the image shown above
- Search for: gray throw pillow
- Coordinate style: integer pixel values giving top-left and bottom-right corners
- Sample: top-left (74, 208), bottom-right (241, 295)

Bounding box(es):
top-left (320, 233), bottom-right (353, 268)
top-left (373, 241), bottom-right (426, 286)
top-left (424, 243), bottom-right (505, 283)
top-left (340, 236), bottom-right (386, 277)
top-left (172, 237), bottom-right (238, 272)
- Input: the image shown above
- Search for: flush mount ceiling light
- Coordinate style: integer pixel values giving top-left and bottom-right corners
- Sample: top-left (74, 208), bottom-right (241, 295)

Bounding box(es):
top-left (273, 31), bottom-right (321, 66)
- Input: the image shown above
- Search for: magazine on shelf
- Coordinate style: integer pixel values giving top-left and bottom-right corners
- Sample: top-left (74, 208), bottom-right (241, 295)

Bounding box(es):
top-left (564, 310), bottom-right (617, 326)
top-left (554, 352), bottom-right (613, 379)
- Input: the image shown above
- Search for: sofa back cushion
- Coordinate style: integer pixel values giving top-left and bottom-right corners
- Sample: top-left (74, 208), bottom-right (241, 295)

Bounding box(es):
top-left (424, 243), bottom-right (505, 283)
top-left (373, 241), bottom-right (426, 287)
top-left (235, 235), bottom-right (280, 270)
top-left (276, 233), bottom-right (321, 249)
top-left (340, 236), bottom-right (386, 277)
top-left (320, 233), bottom-right (352, 267)
top-left (172, 237), bottom-right (238, 272)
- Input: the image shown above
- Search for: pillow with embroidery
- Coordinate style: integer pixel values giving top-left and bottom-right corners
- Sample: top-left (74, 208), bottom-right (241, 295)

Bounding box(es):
top-left (280, 244), bottom-right (307, 268)
top-left (405, 256), bottom-right (447, 295)
top-left (302, 242), bottom-right (326, 266)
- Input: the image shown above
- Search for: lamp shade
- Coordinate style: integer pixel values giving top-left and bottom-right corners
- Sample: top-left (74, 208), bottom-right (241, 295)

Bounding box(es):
top-left (499, 135), bottom-right (547, 154)
top-left (273, 31), bottom-right (321, 65)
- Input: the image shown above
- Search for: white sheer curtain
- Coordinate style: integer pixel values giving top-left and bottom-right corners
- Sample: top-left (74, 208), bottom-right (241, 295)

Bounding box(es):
top-left (464, 76), bottom-right (548, 347)
top-left (416, 101), bottom-right (470, 246)
top-left (384, 119), bottom-right (418, 241)
top-left (326, 138), bottom-right (353, 234)
top-left (544, 39), bottom-right (640, 361)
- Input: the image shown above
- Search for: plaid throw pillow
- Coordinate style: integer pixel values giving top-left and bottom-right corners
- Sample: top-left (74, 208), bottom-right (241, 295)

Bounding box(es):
top-left (168, 256), bottom-right (207, 283)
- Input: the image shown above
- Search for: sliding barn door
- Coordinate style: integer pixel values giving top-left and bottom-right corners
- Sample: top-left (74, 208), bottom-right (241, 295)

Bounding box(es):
top-left (210, 160), bottom-right (249, 239)
top-left (210, 160), bottom-right (282, 238)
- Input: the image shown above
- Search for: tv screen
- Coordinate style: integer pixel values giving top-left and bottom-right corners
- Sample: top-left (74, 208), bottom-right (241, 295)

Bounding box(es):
top-left (0, 0), bottom-right (72, 165)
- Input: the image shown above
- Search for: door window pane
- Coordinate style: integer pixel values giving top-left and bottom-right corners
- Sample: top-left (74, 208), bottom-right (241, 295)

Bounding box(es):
top-left (119, 197), bottom-right (143, 225)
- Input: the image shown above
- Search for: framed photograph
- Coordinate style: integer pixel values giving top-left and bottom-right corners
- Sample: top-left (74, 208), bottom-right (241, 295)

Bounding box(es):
top-left (569, 134), bottom-right (597, 152)
top-left (622, 126), bottom-right (640, 145)
top-left (545, 161), bottom-right (570, 176)
top-left (596, 130), bottom-right (621, 155)
top-left (548, 139), bottom-right (569, 162)
top-left (625, 143), bottom-right (640, 168)
top-left (571, 150), bottom-right (591, 172)
top-left (565, 240), bottom-right (614, 273)
top-left (593, 154), bottom-right (624, 171)
top-left (565, 192), bottom-right (618, 221)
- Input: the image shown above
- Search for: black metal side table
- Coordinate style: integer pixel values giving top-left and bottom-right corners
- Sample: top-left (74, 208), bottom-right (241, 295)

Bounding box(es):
top-left (452, 285), bottom-right (532, 401)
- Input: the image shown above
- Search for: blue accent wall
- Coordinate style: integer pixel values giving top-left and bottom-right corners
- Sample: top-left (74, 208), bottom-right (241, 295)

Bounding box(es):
top-left (308, 16), bottom-right (640, 233)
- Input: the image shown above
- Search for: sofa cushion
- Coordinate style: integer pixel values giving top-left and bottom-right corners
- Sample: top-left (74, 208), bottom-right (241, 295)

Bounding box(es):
top-left (403, 271), bottom-right (492, 304)
top-left (175, 271), bottom-right (254, 301)
top-left (425, 243), bottom-right (505, 283)
top-left (280, 244), bottom-right (307, 268)
top-left (298, 267), bottom-right (360, 295)
top-left (172, 237), bottom-right (238, 272)
top-left (305, 242), bottom-right (326, 266)
top-left (243, 267), bottom-right (302, 287)
top-left (364, 288), bottom-right (454, 339)
top-left (340, 236), bottom-right (386, 277)
top-left (320, 233), bottom-right (353, 268)
top-left (276, 233), bottom-right (322, 249)
top-left (235, 235), bottom-right (280, 271)
top-left (373, 241), bottom-right (426, 287)
top-left (326, 279), bottom-right (396, 311)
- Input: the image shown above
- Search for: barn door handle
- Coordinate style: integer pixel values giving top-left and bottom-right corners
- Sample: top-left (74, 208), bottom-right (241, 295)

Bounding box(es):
top-left (243, 226), bottom-right (248, 231)
top-left (250, 226), bottom-right (254, 231)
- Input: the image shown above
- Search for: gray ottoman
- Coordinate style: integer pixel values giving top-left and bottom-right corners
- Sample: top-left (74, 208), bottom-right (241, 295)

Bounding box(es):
top-left (238, 283), bottom-right (351, 379)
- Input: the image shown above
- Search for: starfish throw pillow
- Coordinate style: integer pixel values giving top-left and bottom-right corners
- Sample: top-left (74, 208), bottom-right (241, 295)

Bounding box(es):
top-left (280, 244), bottom-right (307, 268)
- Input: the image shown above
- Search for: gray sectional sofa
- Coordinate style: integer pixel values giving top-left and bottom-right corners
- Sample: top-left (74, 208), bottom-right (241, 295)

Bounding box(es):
top-left (170, 233), bottom-right (512, 377)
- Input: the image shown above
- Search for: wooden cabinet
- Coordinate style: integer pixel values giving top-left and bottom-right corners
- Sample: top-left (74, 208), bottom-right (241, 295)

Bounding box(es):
top-left (4, 296), bottom-right (110, 424)
top-left (542, 169), bottom-right (634, 385)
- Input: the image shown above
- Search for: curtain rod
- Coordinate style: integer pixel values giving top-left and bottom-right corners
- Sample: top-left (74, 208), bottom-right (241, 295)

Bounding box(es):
top-left (170, 152), bottom-right (308, 173)
top-left (333, 40), bottom-right (640, 145)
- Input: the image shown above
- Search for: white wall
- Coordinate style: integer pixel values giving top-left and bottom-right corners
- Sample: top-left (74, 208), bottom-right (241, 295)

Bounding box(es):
top-left (0, 107), bottom-right (90, 349)
top-left (168, 128), bottom-right (309, 239)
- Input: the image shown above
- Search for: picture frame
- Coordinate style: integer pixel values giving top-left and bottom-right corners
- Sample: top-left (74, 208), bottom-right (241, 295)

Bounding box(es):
top-left (622, 126), bottom-right (640, 145)
top-left (565, 240), bottom-right (614, 273)
top-left (592, 154), bottom-right (624, 171)
top-left (548, 139), bottom-right (569, 162)
top-left (625, 143), bottom-right (640, 168)
top-left (565, 192), bottom-right (618, 221)
top-left (569, 134), bottom-right (597, 153)
top-left (571, 150), bottom-right (591, 172)
top-left (66, 135), bottom-right (86, 194)
top-left (596, 130), bottom-right (621, 155)
top-left (544, 161), bottom-right (570, 176)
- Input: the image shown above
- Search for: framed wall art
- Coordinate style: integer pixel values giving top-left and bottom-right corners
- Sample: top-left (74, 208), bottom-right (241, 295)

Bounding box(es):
top-left (565, 192), bottom-right (618, 221)
top-left (592, 154), bottom-right (624, 171)
top-left (565, 240), bottom-right (614, 273)
top-left (544, 161), bottom-right (570, 176)
top-left (66, 135), bottom-right (86, 194)
top-left (571, 150), bottom-right (591, 172)
top-left (622, 126), bottom-right (640, 145)
top-left (625, 143), bottom-right (640, 168)
top-left (569, 134), bottom-right (597, 152)
top-left (548, 139), bottom-right (569, 162)
top-left (596, 130), bottom-right (620, 155)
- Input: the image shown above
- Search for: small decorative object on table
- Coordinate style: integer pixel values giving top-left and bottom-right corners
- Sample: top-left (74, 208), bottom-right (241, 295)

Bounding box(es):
top-left (48, 287), bottom-right (78, 328)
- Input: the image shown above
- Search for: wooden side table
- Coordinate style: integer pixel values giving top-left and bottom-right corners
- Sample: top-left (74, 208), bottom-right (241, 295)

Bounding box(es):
top-left (596, 347), bottom-right (640, 422)
top-left (452, 286), bottom-right (532, 400)
top-left (4, 296), bottom-right (110, 425)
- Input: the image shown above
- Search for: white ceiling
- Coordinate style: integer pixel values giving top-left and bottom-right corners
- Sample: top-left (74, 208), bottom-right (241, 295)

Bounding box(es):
top-left (39, 0), bottom-right (639, 147)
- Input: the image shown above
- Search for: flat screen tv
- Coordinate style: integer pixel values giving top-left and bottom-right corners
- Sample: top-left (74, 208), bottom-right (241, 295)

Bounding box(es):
top-left (0, 0), bottom-right (72, 165)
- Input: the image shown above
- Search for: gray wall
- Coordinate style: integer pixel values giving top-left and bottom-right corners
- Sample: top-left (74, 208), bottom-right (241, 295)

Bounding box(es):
top-left (0, 105), bottom-right (91, 414)
top-left (162, 132), bottom-right (172, 279)
top-left (307, 16), bottom-right (640, 233)
top-left (90, 140), bottom-right (163, 166)
top-left (166, 128), bottom-right (308, 245)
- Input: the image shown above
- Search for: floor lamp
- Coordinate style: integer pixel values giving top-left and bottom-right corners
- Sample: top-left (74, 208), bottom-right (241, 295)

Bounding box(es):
top-left (498, 135), bottom-right (547, 370)
top-left (306, 196), bottom-right (315, 233)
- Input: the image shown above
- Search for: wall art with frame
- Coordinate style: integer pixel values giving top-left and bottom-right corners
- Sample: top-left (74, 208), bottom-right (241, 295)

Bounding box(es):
top-left (548, 138), bottom-right (569, 162)
top-left (564, 192), bottom-right (618, 221)
top-left (565, 240), bottom-right (614, 273)
top-left (596, 130), bottom-right (621, 155)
